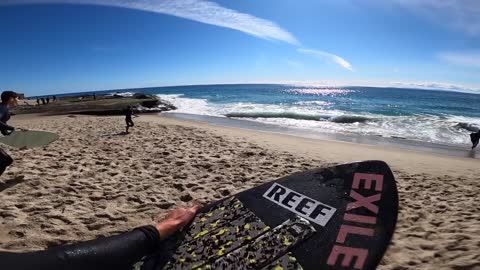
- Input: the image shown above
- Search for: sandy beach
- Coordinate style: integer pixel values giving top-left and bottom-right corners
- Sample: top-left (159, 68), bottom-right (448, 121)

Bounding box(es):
top-left (0, 114), bottom-right (479, 270)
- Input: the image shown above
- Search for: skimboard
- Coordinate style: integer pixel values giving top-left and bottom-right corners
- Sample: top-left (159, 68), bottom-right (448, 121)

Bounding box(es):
top-left (136, 160), bottom-right (399, 270)
top-left (0, 130), bottom-right (59, 149)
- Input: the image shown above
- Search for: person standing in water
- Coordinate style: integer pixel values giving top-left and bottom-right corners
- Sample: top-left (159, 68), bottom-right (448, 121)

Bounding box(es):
top-left (0, 91), bottom-right (19, 176)
top-left (470, 131), bottom-right (480, 149)
top-left (125, 105), bottom-right (136, 133)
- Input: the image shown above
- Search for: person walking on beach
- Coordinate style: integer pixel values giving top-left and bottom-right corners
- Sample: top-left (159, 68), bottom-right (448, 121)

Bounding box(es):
top-left (470, 131), bottom-right (480, 149)
top-left (125, 105), bottom-right (137, 133)
top-left (0, 91), bottom-right (19, 176)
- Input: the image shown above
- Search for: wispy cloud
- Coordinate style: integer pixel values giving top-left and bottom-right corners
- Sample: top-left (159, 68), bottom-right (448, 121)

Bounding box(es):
top-left (297, 48), bottom-right (353, 71)
top-left (2, 0), bottom-right (299, 45)
top-left (437, 51), bottom-right (480, 68)
top-left (392, 0), bottom-right (480, 36)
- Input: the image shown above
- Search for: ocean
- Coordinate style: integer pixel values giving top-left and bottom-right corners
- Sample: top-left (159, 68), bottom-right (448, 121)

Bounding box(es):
top-left (57, 84), bottom-right (480, 150)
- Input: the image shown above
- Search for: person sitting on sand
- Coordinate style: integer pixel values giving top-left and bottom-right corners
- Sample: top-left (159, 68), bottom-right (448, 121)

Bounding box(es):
top-left (125, 105), bottom-right (137, 133)
top-left (0, 204), bottom-right (199, 270)
top-left (0, 91), bottom-right (19, 176)
top-left (470, 131), bottom-right (480, 149)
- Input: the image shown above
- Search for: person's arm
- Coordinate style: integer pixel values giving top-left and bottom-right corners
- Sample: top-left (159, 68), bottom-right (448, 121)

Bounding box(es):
top-left (0, 205), bottom-right (199, 270)
top-left (0, 226), bottom-right (159, 270)
top-left (0, 122), bottom-right (14, 136)
top-left (0, 120), bottom-right (14, 132)
top-left (0, 110), bottom-right (14, 133)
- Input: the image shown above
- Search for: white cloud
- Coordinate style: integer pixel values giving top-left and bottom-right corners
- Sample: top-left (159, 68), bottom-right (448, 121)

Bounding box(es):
top-left (390, 81), bottom-right (480, 92)
top-left (297, 48), bottom-right (353, 71)
top-left (2, 0), bottom-right (299, 45)
top-left (392, 0), bottom-right (480, 36)
top-left (437, 51), bottom-right (480, 68)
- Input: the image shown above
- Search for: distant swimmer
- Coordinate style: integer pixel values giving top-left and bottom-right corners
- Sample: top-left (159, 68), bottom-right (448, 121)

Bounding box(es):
top-left (470, 131), bottom-right (480, 149)
top-left (125, 105), bottom-right (137, 134)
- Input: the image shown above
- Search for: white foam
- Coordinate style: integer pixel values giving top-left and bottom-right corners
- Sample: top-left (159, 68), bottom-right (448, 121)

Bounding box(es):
top-left (107, 91), bottom-right (135, 97)
top-left (156, 94), bottom-right (220, 116)
top-left (156, 94), bottom-right (478, 145)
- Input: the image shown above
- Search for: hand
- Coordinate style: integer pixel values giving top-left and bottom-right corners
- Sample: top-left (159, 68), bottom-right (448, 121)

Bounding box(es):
top-left (155, 204), bottom-right (200, 240)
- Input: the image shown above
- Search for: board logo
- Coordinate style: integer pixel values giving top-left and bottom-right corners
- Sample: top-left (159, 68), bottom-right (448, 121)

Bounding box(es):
top-left (327, 172), bottom-right (385, 269)
top-left (263, 183), bottom-right (336, 226)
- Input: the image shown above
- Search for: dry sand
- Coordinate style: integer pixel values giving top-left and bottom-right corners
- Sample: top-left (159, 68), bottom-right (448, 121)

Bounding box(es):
top-left (0, 114), bottom-right (479, 270)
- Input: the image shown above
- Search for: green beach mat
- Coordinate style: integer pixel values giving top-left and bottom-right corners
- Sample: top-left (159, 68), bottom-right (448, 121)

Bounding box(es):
top-left (0, 130), bottom-right (59, 149)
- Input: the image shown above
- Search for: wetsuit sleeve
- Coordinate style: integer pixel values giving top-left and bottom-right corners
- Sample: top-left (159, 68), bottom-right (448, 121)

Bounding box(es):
top-left (0, 109), bottom-right (14, 133)
top-left (0, 121), bottom-right (14, 131)
top-left (0, 225), bottom-right (161, 270)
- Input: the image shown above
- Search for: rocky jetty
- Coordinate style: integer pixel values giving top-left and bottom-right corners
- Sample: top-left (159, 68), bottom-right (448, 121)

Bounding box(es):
top-left (13, 93), bottom-right (176, 116)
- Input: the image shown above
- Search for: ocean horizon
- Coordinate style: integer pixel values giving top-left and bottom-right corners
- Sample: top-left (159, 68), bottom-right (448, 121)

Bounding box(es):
top-left (33, 84), bottom-right (480, 149)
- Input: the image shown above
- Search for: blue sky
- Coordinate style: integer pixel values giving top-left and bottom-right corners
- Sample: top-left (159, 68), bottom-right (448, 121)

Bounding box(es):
top-left (0, 0), bottom-right (479, 96)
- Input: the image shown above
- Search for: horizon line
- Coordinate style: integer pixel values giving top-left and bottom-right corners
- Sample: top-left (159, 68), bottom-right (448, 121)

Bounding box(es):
top-left (22, 82), bottom-right (480, 97)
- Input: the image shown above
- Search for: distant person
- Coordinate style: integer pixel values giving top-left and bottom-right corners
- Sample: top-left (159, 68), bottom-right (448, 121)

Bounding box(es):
top-left (52, 96), bottom-right (57, 102)
top-left (125, 105), bottom-right (137, 133)
top-left (41, 98), bottom-right (46, 105)
top-left (470, 131), bottom-right (480, 149)
top-left (46, 97), bottom-right (50, 104)
top-left (0, 91), bottom-right (19, 176)
top-left (93, 93), bottom-right (96, 100)
top-left (36, 98), bottom-right (40, 105)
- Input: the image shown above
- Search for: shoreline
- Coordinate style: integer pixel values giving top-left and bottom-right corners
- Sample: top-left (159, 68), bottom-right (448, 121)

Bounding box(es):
top-left (143, 113), bottom-right (480, 176)
top-left (164, 112), bottom-right (479, 160)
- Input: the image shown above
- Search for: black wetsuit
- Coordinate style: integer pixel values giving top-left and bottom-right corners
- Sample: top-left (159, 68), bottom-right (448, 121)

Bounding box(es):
top-left (0, 225), bottom-right (161, 270)
top-left (0, 104), bottom-right (14, 175)
top-left (0, 104), bottom-right (14, 136)
top-left (471, 131), bottom-right (480, 149)
top-left (126, 108), bottom-right (134, 128)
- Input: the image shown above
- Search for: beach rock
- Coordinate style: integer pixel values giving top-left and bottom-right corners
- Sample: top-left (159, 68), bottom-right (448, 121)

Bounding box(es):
top-left (133, 93), bottom-right (150, 99)
top-left (140, 99), bottom-right (160, 108)
top-left (140, 97), bottom-right (176, 110)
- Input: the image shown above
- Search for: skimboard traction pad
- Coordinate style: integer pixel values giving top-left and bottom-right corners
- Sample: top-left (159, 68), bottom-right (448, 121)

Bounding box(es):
top-left (136, 161), bottom-right (399, 270)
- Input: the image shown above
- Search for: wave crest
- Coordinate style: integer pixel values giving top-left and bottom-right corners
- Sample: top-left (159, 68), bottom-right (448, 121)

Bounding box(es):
top-left (225, 112), bottom-right (371, 123)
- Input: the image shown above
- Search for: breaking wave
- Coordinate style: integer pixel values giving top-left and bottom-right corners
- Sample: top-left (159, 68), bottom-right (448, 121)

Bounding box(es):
top-left (225, 112), bottom-right (371, 123)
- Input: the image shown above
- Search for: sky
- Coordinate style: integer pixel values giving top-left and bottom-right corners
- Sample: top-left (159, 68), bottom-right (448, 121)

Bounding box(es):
top-left (0, 0), bottom-right (479, 96)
